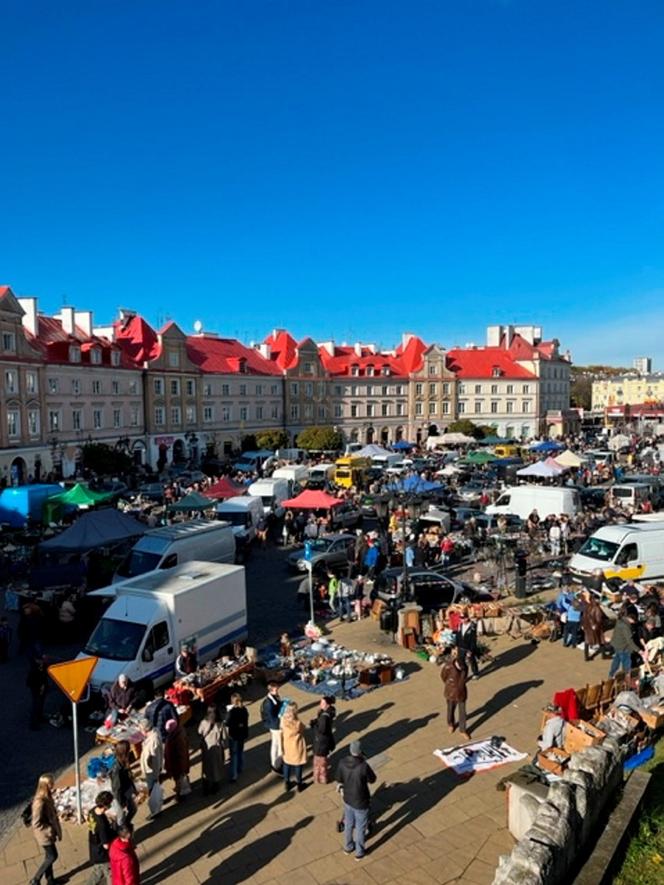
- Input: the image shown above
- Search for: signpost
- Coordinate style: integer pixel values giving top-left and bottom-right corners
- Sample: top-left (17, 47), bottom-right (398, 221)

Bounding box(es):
top-left (47, 656), bottom-right (98, 823)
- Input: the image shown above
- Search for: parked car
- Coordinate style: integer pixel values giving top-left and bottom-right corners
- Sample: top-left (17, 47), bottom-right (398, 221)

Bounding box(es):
top-left (455, 481), bottom-right (491, 504)
top-left (449, 506), bottom-right (483, 529)
top-left (329, 502), bottom-right (363, 530)
top-left (135, 482), bottom-right (165, 503)
top-left (375, 567), bottom-right (493, 613)
top-left (473, 513), bottom-right (523, 533)
top-left (287, 533), bottom-right (356, 572)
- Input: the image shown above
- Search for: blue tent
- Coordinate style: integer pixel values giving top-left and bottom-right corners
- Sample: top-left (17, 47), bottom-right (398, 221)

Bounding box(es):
top-left (387, 475), bottom-right (444, 495)
top-left (0, 484), bottom-right (62, 528)
top-left (529, 440), bottom-right (564, 453)
top-left (391, 440), bottom-right (415, 451)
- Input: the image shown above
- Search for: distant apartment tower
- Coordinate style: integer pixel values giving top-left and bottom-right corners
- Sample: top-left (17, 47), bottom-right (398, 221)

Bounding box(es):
top-left (633, 356), bottom-right (652, 375)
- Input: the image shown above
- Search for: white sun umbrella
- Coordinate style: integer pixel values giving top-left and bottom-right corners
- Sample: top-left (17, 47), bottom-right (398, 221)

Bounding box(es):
top-left (554, 449), bottom-right (584, 468)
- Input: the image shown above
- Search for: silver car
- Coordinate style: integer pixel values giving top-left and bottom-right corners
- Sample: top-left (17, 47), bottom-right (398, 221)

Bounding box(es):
top-left (287, 533), bottom-right (356, 572)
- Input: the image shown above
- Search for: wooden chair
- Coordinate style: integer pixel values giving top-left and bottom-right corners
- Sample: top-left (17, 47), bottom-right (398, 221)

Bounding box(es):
top-left (575, 686), bottom-right (589, 718)
top-left (598, 677), bottom-right (615, 712)
top-left (584, 681), bottom-right (602, 717)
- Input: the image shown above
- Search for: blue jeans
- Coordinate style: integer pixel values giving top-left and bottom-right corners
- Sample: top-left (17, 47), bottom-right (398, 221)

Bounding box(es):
top-left (344, 803), bottom-right (369, 858)
top-left (339, 597), bottom-right (352, 619)
top-left (229, 738), bottom-right (244, 781)
top-left (609, 650), bottom-right (632, 677)
top-left (563, 620), bottom-right (580, 647)
top-left (283, 762), bottom-right (303, 785)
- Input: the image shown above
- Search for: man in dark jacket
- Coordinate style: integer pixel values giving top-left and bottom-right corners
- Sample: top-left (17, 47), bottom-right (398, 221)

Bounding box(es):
top-left (336, 740), bottom-right (376, 860)
top-left (454, 613), bottom-right (479, 678)
top-left (441, 647), bottom-right (470, 739)
top-left (145, 687), bottom-right (179, 741)
top-left (310, 696), bottom-right (336, 784)
top-left (260, 682), bottom-right (282, 770)
top-left (609, 609), bottom-right (639, 677)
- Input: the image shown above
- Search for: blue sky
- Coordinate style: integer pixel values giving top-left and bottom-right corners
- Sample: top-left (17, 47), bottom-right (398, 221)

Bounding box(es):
top-left (2, 1), bottom-right (663, 367)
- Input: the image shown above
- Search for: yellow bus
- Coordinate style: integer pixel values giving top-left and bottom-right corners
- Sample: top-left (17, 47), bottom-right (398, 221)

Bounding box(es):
top-left (334, 456), bottom-right (371, 489)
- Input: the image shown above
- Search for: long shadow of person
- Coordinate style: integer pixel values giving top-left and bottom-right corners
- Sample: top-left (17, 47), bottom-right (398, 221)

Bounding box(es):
top-left (333, 701), bottom-right (395, 740)
top-left (480, 642), bottom-right (538, 675)
top-left (466, 679), bottom-right (544, 734)
top-left (329, 713), bottom-right (439, 774)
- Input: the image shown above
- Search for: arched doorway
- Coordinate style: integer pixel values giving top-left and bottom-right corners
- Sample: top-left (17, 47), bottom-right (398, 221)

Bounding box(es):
top-left (173, 439), bottom-right (186, 463)
top-left (428, 424), bottom-right (438, 437)
top-left (380, 427), bottom-right (389, 445)
top-left (416, 429), bottom-right (422, 446)
top-left (395, 426), bottom-right (404, 441)
top-left (10, 456), bottom-right (26, 486)
top-left (366, 426), bottom-right (374, 444)
top-left (132, 441), bottom-right (146, 466)
top-left (350, 429), bottom-right (359, 443)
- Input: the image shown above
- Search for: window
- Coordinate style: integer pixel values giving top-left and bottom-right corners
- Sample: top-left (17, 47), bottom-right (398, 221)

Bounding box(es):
top-left (522, 401), bottom-right (531, 413)
top-left (255, 384), bottom-right (263, 396)
top-left (334, 404), bottom-right (343, 418)
top-left (170, 379), bottom-right (180, 396)
top-left (290, 403), bottom-right (299, 420)
top-left (221, 406), bottom-right (231, 423)
top-left (442, 383), bottom-right (450, 395)
top-left (304, 404), bottom-right (313, 419)
top-left (506, 401), bottom-right (514, 414)
top-left (186, 406), bottom-right (196, 424)
top-left (396, 402), bottom-right (404, 416)
top-left (5, 370), bottom-right (17, 393)
top-left (271, 405), bottom-right (279, 419)
top-left (203, 406), bottom-right (213, 422)
top-left (144, 621), bottom-right (170, 657)
top-left (491, 401), bottom-right (499, 414)
top-left (26, 372), bottom-right (37, 394)
top-left (429, 363), bottom-right (437, 376)
top-left (381, 402), bottom-right (389, 417)
top-left (203, 383), bottom-right (212, 397)
top-left (523, 384), bottom-right (530, 394)
top-left (154, 407), bottom-right (165, 426)
top-left (271, 384), bottom-right (279, 395)
top-left (48, 377), bottom-right (59, 394)
top-left (351, 365), bottom-right (359, 377)
top-left (28, 410), bottom-right (39, 436)
top-left (7, 410), bottom-right (19, 438)
top-left (474, 384), bottom-right (482, 394)
top-left (366, 366), bottom-right (375, 377)
top-left (171, 405), bottom-right (181, 424)
top-left (92, 380), bottom-right (102, 395)
top-left (240, 406), bottom-right (248, 421)
top-left (238, 383), bottom-right (246, 396)
top-left (506, 384), bottom-right (514, 394)
top-left (153, 378), bottom-right (164, 395)
top-left (168, 351), bottom-right (180, 368)
top-left (458, 384), bottom-right (466, 394)
top-left (415, 383), bottom-right (423, 396)
top-left (318, 405), bottom-right (326, 419)
top-left (350, 404), bottom-right (358, 418)
top-left (93, 409), bottom-right (103, 429)
top-left (381, 366), bottom-right (391, 376)
top-left (2, 331), bottom-right (16, 352)
top-left (429, 402), bottom-right (437, 415)
top-left (396, 385), bottom-right (405, 395)
top-left (256, 406), bottom-right (263, 420)
top-left (442, 402), bottom-right (450, 415)
top-left (221, 383), bottom-right (230, 396)
top-left (458, 402), bottom-right (465, 414)
top-left (69, 345), bottom-right (81, 363)
top-left (474, 401), bottom-right (482, 414)
top-left (305, 382), bottom-right (314, 398)
top-left (72, 409), bottom-right (82, 431)
top-left (366, 403), bottom-right (375, 417)
top-left (491, 384), bottom-right (498, 394)
top-left (186, 379), bottom-right (195, 396)
top-left (429, 383), bottom-right (437, 396)
top-left (130, 408), bottom-right (139, 427)
top-left (303, 362), bottom-right (313, 375)
top-left (334, 385), bottom-right (342, 396)
top-left (48, 410), bottom-right (60, 431)
top-left (113, 409), bottom-right (122, 428)
top-left (381, 385), bottom-right (388, 396)
top-left (492, 367), bottom-right (501, 377)
top-left (290, 382), bottom-right (299, 396)
top-left (129, 380), bottom-right (138, 395)
top-left (111, 350), bottom-right (121, 367)
top-left (90, 348), bottom-right (101, 365)
top-left (415, 402), bottom-right (423, 416)
top-left (112, 380), bottom-right (120, 395)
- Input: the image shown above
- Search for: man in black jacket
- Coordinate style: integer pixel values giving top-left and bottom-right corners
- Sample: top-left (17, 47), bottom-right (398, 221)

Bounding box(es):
top-left (454, 612), bottom-right (479, 678)
top-left (260, 682), bottom-right (282, 770)
top-left (310, 696), bottom-right (336, 783)
top-left (336, 740), bottom-right (376, 861)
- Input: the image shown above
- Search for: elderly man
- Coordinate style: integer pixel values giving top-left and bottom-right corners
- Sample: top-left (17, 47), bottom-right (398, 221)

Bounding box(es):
top-left (175, 643), bottom-right (198, 677)
top-left (108, 674), bottom-right (137, 719)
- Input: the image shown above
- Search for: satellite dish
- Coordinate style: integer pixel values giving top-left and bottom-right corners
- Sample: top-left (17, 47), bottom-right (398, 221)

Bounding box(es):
top-left (193, 320), bottom-right (203, 334)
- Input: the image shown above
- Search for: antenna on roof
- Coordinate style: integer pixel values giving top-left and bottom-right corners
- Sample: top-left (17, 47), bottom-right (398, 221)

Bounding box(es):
top-left (193, 320), bottom-right (203, 334)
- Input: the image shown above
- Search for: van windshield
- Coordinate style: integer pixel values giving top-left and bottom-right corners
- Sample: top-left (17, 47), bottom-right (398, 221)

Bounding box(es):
top-left (612, 488), bottom-right (633, 499)
top-left (578, 537), bottom-right (620, 562)
top-left (84, 618), bottom-right (146, 661)
top-left (219, 511), bottom-right (250, 527)
top-left (259, 496), bottom-right (274, 508)
top-left (116, 550), bottom-right (162, 578)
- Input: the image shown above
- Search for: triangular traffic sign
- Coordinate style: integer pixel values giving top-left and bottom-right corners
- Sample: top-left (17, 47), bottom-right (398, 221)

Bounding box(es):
top-left (48, 657), bottom-right (99, 703)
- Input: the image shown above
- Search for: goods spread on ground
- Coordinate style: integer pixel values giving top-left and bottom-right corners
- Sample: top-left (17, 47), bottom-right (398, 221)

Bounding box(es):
top-left (171, 655), bottom-right (255, 705)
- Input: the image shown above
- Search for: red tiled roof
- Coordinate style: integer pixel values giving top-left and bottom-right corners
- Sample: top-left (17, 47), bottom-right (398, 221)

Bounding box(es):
top-left (114, 314), bottom-right (161, 364)
top-left (503, 332), bottom-right (559, 361)
top-left (318, 343), bottom-right (409, 377)
top-left (395, 335), bottom-right (427, 373)
top-left (447, 347), bottom-right (537, 379)
top-left (264, 329), bottom-right (298, 371)
top-left (186, 335), bottom-right (281, 376)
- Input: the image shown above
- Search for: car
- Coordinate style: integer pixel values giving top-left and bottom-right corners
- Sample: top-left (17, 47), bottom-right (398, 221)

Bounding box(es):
top-left (449, 506), bottom-right (483, 529)
top-left (329, 502), bottom-right (363, 530)
top-left (136, 482), bottom-right (165, 503)
top-left (359, 494), bottom-right (390, 518)
top-left (473, 513), bottom-right (523, 533)
top-left (287, 533), bottom-right (356, 572)
top-left (374, 567), bottom-right (494, 613)
top-left (456, 482), bottom-right (491, 505)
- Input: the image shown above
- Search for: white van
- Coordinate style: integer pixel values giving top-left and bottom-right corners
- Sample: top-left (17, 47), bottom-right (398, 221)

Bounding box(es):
top-left (609, 483), bottom-right (653, 512)
top-left (275, 448), bottom-right (306, 463)
top-left (372, 453), bottom-right (404, 471)
top-left (587, 450), bottom-right (614, 467)
top-left (113, 520), bottom-right (235, 582)
top-left (247, 478), bottom-right (289, 518)
top-left (486, 486), bottom-right (580, 521)
top-left (307, 463), bottom-right (336, 489)
top-left (272, 464), bottom-right (308, 494)
top-left (570, 522), bottom-right (664, 582)
top-left (82, 562), bottom-right (247, 694)
top-left (216, 495), bottom-right (264, 546)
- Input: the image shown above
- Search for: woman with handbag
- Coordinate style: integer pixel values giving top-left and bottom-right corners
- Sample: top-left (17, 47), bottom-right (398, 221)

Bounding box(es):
top-left (30, 773), bottom-right (63, 885)
top-left (110, 741), bottom-right (137, 828)
top-left (281, 702), bottom-right (307, 792)
top-left (164, 718), bottom-right (191, 801)
top-left (197, 705), bottom-right (225, 794)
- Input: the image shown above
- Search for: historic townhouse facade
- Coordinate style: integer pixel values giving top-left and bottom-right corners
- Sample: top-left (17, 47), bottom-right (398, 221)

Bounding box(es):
top-left (261, 332), bottom-right (328, 438)
top-left (407, 343), bottom-right (458, 444)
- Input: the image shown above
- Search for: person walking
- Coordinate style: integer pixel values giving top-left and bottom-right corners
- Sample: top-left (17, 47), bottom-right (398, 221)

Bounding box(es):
top-left (87, 791), bottom-right (116, 885)
top-left (310, 696), bottom-right (336, 784)
top-left (225, 693), bottom-right (249, 783)
top-left (29, 773), bottom-right (62, 885)
top-left (609, 608), bottom-right (640, 677)
top-left (281, 702), bottom-right (307, 792)
top-left (109, 826), bottom-right (140, 885)
top-left (548, 520), bottom-right (561, 557)
top-left (164, 718), bottom-right (191, 801)
top-left (261, 682), bottom-right (283, 771)
top-left (581, 592), bottom-right (605, 661)
top-left (197, 705), bottom-right (225, 795)
top-left (110, 741), bottom-right (137, 828)
top-left (336, 740), bottom-right (376, 862)
top-left (563, 596), bottom-right (582, 648)
top-left (441, 647), bottom-right (470, 739)
top-left (139, 719), bottom-right (163, 797)
top-left (454, 612), bottom-right (480, 679)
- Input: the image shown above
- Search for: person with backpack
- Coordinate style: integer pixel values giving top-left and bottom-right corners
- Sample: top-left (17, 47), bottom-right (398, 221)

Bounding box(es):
top-left (261, 682), bottom-right (283, 770)
top-left (87, 791), bottom-right (116, 884)
top-left (29, 773), bottom-right (62, 885)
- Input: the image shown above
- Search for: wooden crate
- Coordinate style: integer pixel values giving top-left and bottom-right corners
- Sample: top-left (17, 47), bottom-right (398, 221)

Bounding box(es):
top-left (563, 719), bottom-right (605, 754)
top-left (639, 705), bottom-right (664, 730)
top-left (537, 747), bottom-right (571, 776)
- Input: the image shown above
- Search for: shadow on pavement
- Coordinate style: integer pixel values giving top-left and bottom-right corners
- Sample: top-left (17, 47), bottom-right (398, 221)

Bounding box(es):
top-left (466, 679), bottom-right (545, 734)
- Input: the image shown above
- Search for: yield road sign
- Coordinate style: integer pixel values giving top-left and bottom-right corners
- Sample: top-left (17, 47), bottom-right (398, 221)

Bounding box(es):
top-left (48, 656), bottom-right (99, 703)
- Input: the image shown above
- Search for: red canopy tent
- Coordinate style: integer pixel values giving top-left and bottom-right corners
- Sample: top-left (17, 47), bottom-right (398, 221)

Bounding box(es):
top-left (282, 489), bottom-right (343, 509)
top-left (202, 477), bottom-right (246, 500)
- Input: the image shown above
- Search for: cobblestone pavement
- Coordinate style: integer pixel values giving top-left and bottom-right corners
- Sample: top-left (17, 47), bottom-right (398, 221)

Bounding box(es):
top-left (0, 598), bottom-right (608, 885)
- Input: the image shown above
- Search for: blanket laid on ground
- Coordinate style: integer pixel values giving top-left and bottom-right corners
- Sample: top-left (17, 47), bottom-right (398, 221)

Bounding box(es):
top-left (434, 739), bottom-right (527, 775)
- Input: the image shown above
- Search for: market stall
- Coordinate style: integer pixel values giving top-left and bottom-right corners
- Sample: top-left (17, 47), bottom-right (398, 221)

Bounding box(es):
top-left (171, 654), bottom-right (255, 705)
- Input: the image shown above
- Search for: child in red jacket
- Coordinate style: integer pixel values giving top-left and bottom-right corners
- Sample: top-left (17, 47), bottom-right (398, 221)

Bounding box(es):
top-left (109, 827), bottom-right (140, 885)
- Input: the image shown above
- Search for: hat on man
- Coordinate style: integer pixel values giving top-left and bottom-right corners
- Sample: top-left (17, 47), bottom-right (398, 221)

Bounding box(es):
top-left (350, 740), bottom-right (362, 756)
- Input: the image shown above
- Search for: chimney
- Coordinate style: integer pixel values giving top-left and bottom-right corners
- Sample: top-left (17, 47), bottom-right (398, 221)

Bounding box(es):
top-left (486, 325), bottom-right (502, 347)
top-left (318, 340), bottom-right (335, 357)
top-left (75, 310), bottom-right (93, 337)
top-left (256, 343), bottom-right (271, 359)
top-left (58, 306), bottom-right (76, 335)
top-left (354, 342), bottom-right (362, 357)
top-left (18, 297), bottom-right (39, 337)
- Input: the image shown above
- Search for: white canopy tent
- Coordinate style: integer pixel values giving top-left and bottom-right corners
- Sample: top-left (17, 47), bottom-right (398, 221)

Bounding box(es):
top-left (516, 461), bottom-right (565, 479)
top-left (427, 433), bottom-right (476, 449)
top-left (355, 444), bottom-right (392, 458)
top-left (554, 449), bottom-right (585, 468)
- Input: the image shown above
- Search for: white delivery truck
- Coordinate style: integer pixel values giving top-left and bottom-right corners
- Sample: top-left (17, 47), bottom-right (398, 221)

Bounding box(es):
top-left (569, 522), bottom-right (664, 583)
top-left (112, 520), bottom-right (235, 582)
top-left (247, 478), bottom-right (289, 518)
top-left (216, 495), bottom-right (264, 547)
top-left (82, 562), bottom-right (247, 695)
top-left (371, 453), bottom-right (404, 471)
top-left (272, 464), bottom-right (308, 494)
top-left (307, 463), bottom-right (336, 489)
top-left (486, 486), bottom-right (580, 521)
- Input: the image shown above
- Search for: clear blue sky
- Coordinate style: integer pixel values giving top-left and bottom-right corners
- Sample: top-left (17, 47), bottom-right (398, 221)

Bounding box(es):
top-left (2, 1), bottom-right (664, 366)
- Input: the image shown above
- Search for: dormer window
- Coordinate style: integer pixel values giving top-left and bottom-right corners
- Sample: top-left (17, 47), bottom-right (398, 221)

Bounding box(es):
top-left (90, 348), bottom-right (102, 364)
top-left (366, 365), bottom-right (375, 377)
top-left (382, 366), bottom-right (391, 376)
top-left (111, 350), bottom-right (121, 367)
top-left (351, 365), bottom-right (360, 377)
top-left (238, 358), bottom-right (247, 373)
top-left (69, 345), bottom-right (81, 363)
top-left (168, 350), bottom-right (180, 368)
top-left (491, 366), bottom-right (502, 377)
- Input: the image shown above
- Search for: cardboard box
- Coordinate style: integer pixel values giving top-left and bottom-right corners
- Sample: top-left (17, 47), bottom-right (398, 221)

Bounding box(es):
top-left (639, 705), bottom-right (664, 730)
top-left (537, 747), bottom-right (570, 776)
top-left (564, 719), bottom-right (605, 754)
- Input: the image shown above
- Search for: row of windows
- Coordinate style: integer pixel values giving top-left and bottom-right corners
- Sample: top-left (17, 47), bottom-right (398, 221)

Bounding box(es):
top-left (458, 383), bottom-right (531, 395)
top-left (6, 408), bottom-right (40, 438)
top-left (332, 384), bottom-right (407, 397)
top-left (414, 382), bottom-right (452, 396)
top-left (154, 379), bottom-right (282, 398)
top-left (347, 402), bottom-right (407, 419)
top-left (47, 407), bottom-right (141, 433)
top-left (46, 377), bottom-right (140, 396)
top-left (5, 370), bottom-right (38, 395)
top-left (457, 400), bottom-right (532, 415)
top-left (155, 403), bottom-right (282, 426)
top-left (290, 381), bottom-right (326, 397)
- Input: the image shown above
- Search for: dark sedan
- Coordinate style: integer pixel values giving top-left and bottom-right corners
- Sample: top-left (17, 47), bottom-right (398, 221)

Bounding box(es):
top-left (374, 567), bottom-right (494, 612)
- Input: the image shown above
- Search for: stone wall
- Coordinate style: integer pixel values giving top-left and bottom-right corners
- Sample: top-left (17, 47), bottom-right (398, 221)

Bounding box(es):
top-left (492, 737), bottom-right (626, 885)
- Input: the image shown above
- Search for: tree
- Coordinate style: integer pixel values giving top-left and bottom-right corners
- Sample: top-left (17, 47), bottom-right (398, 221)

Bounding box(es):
top-left (446, 419), bottom-right (485, 440)
top-left (240, 434), bottom-right (258, 452)
top-left (296, 425), bottom-right (344, 451)
top-left (81, 442), bottom-right (133, 477)
top-left (256, 428), bottom-right (290, 451)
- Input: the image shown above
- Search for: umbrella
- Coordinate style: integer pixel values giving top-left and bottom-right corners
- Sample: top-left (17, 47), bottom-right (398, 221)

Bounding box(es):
top-left (463, 450), bottom-right (497, 465)
top-left (281, 489), bottom-right (343, 509)
top-left (544, 456), bottom-right (568, 471)
top-left (387, 476), bottom-right (444, 494)
top-left (517, 461), bottom-right (564, 478)
top-left (168, 491), bottom-right (218, 513)
top-left (554, 449), bottom-right (584, 468)
top-left (435, 433), bottom-right (476, 446)
top-left (202, 477), bottom-right (246, 500)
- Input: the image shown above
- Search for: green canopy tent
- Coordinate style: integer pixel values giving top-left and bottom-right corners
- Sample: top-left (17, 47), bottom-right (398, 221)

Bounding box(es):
top-left (462, 450), bottom-right (498, 465)
top-left (168, 491), bottom-right (218, 514)
top-left (43, 483), bottom-right (115, 523)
